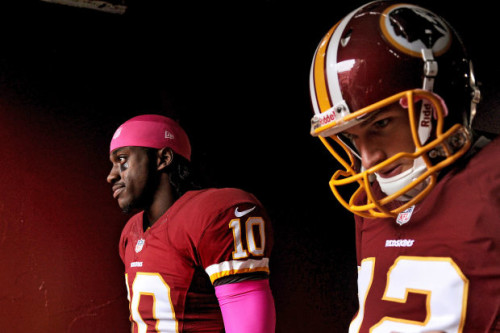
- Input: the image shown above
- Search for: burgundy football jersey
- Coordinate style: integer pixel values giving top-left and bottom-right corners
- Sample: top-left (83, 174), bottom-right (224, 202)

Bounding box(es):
top-left (119, 188), bottom-right (273, 332)
top-left (350, 137), bottom-right (500, 332)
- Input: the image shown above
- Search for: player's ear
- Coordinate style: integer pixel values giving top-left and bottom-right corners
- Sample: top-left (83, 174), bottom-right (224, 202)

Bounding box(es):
top-left (157, 147), bottom-right (174, 171)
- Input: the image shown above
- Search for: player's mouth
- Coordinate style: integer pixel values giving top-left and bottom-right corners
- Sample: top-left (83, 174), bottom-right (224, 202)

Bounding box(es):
top-left (112, 184), bottom-right (125, 199)
top-left (377, 164), bottom-right (403, 178)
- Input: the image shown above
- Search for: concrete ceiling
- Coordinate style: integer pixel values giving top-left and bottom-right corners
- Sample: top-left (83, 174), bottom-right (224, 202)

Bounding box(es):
top-left (40, 0), bottom-right (127, 14)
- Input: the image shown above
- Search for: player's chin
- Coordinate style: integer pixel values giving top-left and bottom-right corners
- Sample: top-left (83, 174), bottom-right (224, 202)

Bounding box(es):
top-left (117, 198), bottom-right (133, 214)
top-left (121, 204), bottom-right (134, 215)
top-left (119, 197), bottom-right (143, 215)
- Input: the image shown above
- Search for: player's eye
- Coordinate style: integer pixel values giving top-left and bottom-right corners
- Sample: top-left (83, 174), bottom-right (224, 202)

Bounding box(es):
top-left (373, 118), bottom-right (390, 129)
top-left (341, 132), bottom-right (357, 142)
top-left (117, 155), bottom-right (129, 172)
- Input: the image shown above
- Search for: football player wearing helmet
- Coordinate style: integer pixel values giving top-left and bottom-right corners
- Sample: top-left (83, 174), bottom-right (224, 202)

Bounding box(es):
top-left (309, 1), bottom-right (499, 331)
top-left (107, 114), bottom-right (275, 332)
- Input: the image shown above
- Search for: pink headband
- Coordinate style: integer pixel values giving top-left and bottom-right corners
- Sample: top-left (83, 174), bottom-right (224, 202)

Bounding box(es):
top-left (110, 114), bottom-right (191, 161)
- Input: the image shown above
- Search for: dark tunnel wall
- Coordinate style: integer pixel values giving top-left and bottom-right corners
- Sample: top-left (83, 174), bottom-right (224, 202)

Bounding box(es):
top-left (0, 88), bottom-right (130, 330)
top-left (0, 1), bottom-right (498, 332)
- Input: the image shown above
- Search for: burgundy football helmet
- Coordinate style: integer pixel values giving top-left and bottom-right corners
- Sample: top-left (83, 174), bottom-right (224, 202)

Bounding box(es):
top-left (309, 1), bottom-right (480, 218)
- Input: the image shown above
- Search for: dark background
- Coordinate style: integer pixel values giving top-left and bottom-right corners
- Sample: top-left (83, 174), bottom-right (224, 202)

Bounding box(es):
top-left (0, 0), bottom-right (497, 332)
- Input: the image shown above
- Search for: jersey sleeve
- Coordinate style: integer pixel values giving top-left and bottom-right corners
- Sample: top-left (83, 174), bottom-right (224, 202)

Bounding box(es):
top-left (354, 214), bottom-right (363, 266)
top-left (198, 201), bottom-right (273, 285)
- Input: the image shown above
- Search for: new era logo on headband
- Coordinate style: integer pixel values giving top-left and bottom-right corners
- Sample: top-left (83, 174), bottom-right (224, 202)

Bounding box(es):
top-left (165, 130), bottom-right (175, 140)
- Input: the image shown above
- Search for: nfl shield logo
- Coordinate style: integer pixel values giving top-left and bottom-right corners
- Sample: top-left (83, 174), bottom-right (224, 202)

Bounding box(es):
top-left (396, 205), bottom-right (415, 225)
top-left (135, 239), bottom-right (145, 253)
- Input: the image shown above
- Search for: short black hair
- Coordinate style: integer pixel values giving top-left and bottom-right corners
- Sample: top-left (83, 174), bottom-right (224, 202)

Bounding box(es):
top-left (143, 148), bottom-right (203, 199)
top-left (167, 153), bottom-right (203, 198)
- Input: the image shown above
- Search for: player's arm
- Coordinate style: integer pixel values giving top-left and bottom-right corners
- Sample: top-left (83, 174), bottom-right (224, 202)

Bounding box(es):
top-left (214, 278), bottom-right (275, 333)
top-left (199, 198), bottom-right (275, 332)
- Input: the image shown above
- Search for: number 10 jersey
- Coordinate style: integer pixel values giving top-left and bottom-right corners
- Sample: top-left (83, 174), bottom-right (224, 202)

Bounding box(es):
top-left (119, 188), bottom-right (274, 332)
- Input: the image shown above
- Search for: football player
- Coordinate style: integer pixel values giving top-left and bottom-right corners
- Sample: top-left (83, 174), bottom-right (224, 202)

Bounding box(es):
top-left (107, 114), bottom-right (275, 332)
top-left (308, 1), bottom-right (500, 331)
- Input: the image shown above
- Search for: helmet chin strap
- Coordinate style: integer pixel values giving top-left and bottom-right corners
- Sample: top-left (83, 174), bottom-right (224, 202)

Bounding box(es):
top-left (375, 157), bottom-right (428, 201)
top-left (419, 48), bottom-right (438, 144)
top-left (376, 48), bottom-right (437, 201)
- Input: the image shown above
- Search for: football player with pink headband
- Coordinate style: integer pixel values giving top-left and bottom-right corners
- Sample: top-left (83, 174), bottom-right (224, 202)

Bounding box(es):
top-left (107, 114), bottom-right (275, 332)
top-left (308, 1), bottom-right (499, 332)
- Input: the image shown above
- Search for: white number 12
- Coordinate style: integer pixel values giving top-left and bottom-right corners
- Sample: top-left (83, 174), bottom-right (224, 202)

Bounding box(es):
top-left (349, 256), bottom-right (469, 333)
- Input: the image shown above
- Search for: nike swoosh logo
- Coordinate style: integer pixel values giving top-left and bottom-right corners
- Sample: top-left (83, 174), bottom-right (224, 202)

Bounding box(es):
top-left (234, 206), bottom-right (256, 218)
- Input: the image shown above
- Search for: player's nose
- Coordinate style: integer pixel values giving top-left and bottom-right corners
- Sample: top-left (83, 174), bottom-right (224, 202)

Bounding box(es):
top-left (359, 144), bottom-right (386, 170)
top-left (107, 164), bottom-right (120, 184)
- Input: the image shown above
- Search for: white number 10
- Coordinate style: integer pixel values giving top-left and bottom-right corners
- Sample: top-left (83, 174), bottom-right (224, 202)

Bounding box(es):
top-left (126, 273), bottom-right (178, 333)
top-left (229, 217), bottom-right (266, 259)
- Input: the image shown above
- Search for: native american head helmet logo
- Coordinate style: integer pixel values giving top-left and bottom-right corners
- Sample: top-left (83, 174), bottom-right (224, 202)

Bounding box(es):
top-left (380, 4), bottom-right (452, 57)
